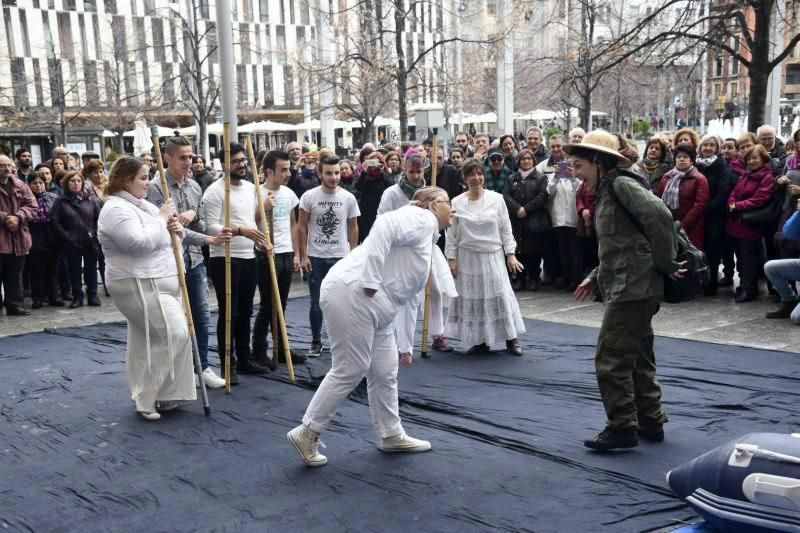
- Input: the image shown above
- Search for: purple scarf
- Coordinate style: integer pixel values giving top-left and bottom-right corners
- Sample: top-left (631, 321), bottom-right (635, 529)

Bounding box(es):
top-left (786, 156), bottom-right (800, 171)
top-left (33, 194), bottom-right (49, 223)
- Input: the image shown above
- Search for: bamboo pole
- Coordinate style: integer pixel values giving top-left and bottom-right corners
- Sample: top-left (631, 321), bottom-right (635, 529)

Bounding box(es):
top-left (244, 136), bottom-right (295, 382)
top-left (420, 130), bottom-right (439, 359)
top-left (151, 128), bottom-right (211, 415)
top-left (223, 123), bottom-right (233, 393)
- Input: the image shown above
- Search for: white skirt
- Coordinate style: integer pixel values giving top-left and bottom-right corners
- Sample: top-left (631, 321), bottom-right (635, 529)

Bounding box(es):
top-left (445, 248), bottom-right (526, 348)
top-left (107, 276), bottom-right (196, 413)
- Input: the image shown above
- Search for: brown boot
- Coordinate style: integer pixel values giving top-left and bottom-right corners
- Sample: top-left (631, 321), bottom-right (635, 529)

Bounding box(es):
top-left (765, 300), bottom-right (798, 319)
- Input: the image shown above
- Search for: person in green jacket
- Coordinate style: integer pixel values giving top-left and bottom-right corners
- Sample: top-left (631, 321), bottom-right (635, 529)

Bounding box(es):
top-left (567, 130), bottom-right (685, 451)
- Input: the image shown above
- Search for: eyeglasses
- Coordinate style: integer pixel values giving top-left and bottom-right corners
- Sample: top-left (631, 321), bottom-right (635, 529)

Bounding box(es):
top-left (231, 158), bottom-right (249, 167)
top-left (489, 155), bottom-right (504, 162)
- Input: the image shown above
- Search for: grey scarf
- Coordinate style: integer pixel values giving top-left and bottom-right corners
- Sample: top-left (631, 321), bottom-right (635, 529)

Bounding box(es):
top-left (398, 175), bottom-right (426, 200)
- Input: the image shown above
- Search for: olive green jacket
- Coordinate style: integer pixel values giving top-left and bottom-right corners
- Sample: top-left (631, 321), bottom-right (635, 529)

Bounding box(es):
top-left (589, 171), bottom-right (679, 303)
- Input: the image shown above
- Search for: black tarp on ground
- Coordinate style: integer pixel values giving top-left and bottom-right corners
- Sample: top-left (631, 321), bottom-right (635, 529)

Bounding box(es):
top-left (2, 299), bottom-right (799, 532)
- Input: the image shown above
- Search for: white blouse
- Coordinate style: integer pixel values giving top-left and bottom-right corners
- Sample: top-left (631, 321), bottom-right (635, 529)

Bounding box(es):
top-left (98, 195), bottom-right (178, 282)
top-left (445, 190), bottom-right (516, 258)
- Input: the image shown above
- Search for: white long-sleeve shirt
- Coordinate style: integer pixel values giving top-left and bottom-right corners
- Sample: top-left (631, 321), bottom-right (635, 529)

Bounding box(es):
top-left (445, 190), bottom-right (516, 258)
top-left (201, 178), bottom-right (258, 259)
top-left (546, 174), bottom-right (582, 228)
top-left (327, 205), bottom-right (439, 308)
top-left (98, 195), bottom-right (178, 281)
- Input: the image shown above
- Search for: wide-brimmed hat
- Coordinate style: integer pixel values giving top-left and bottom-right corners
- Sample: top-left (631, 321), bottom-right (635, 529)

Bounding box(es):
top-left (563, 130), bottom-right (630, 165)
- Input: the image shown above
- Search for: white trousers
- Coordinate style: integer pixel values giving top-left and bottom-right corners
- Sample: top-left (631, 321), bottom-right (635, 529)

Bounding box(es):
top-left (395, 284), bottom-right (444, 354)
top-left (108, 276), bottom-right (196, 413)
top-left (303, 278), bottom-right (404, 439)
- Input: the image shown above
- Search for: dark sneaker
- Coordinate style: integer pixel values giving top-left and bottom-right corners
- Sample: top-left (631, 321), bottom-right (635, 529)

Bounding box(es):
top-left (87, 296), bottom-right (101, 307)
top-left (637, 424), bottom-right (665, 442)
top-left (432, 336), bottom-right (453, 352)
top-left (308, 340), bottom-right (323, 357)
top-left (237, 357), bottom-right (271, 376)
top-left (584, 426), bottom-right (638, 451)
top-left (49, 298), bottom-right (65, 307)
top-left (466, 342), bottom-right (490, 355)
top-left (718, 276), bottom-right (734, 287)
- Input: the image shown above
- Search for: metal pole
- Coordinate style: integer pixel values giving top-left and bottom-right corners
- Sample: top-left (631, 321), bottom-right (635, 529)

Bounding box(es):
top-left (215, 0), bottom-right (238, 139)
top-left (699, 0), bottom-right (708, 135)
top-left (316, 0), bottom-right (335, 147)
top-left (420, 129), bottom-right (439, 359)
top-left (455, 0), bottom-right (464, 132)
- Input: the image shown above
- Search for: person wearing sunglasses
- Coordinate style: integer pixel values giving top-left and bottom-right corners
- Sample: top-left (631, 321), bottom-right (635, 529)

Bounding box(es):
top-left (483, 147), bottom-right (512, 193)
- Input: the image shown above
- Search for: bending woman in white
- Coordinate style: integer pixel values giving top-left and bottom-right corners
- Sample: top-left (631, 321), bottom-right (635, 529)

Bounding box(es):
top-left (446, 158), bottom-right (526, 355)
top-left (98, 156), bottom-right (195, 421)
top-left (288, 186), bottom-right (456, 467)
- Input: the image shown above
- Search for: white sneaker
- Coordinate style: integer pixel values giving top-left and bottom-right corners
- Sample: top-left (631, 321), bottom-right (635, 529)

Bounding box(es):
top-left (379, 433), bottom-right (432, 453)
top-left (287, 424), bottom-right (328, 467)
top-left (138, 410), bottom-right (161, 421)
top-left (201, 368), bottom-right (226, 389)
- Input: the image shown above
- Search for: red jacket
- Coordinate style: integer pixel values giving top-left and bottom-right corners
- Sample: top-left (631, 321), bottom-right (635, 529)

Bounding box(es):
top-left (656, 166), bottom-right (710, 249)
top-left (576, 181), bottom-right (597, 218)
top-left (0, 177), bottom-right (37, 256)
top-left (725, 164), bottom-right (776, 241)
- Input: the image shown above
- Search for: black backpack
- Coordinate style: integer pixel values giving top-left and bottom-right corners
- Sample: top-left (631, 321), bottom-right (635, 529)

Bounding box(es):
top-left (605, 172), bottom-right (710, 303)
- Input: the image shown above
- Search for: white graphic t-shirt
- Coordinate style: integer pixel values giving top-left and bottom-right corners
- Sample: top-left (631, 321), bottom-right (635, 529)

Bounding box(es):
top-left (299, 186), bottom-right (360, 259)
top-left (261, 184), bottom-right (299, 254)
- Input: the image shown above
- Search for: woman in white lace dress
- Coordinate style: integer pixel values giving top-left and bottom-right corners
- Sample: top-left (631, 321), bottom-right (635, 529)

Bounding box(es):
top-left (445, 158), bottom-right (526, 355)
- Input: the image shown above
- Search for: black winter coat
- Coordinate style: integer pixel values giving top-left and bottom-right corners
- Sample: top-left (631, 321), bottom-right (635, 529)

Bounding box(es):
top-left (50, 192), bottom-right (100, 249)
top-left (697, 156), bottom-right (732, 240)
top-left (503, 170), bottom-right (551, 234)
top-left (353, 173), bottom-right (394, 242)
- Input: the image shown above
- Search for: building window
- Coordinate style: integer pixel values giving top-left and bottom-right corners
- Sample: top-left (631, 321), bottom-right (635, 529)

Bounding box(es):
top-left (199, 0), bottom-right (209, 19)
top-left (714, 82), bottom-right (723, 99)
top-left (714, 56), bottom-right (723, 77)
top-left (85, 0), bottom-right (96, 11)
top-left (93, 15), bottom-right (102, 58)
top-left (3, 8), bottom-right (15, 56)
top-left (78, 14), bottom-right (88, 59)
top-left (240, 24), bottom-right (250, 64)
top-left (19, 10), bottom-right (31, 56)
top-left (300, 0), bottom-right (310, 25)
top-left (259, 0), bottom-right (269, 22)
top-left (237, 64), bottom-right (247, 105)
top-left (162, 63), bottom-right (175, 103)
top-left (104, 0), bottom-right (115, 14)
top-left (289, 0), bottom-right (295, 23)
top-left (32, 58), bottom-right (43, 105)
top-left (284, 65), bottom-right (294, 104)
top-left (262, 64), bottom-right (273, 106)
top-left (787, 64), bottom-right (800, 86)
top-left (41, 12), bottom-right (53, 55)
top-left (729, 81), bottom-right (738, 99)
top-left (57, 11), bottom-right (74, 59)
top-left (276, 25), bottom-right (286, 65)
top-left (84, 61), bottom-right (98, 102)
top-left (11, 58), bottom-right (27, 107)
top-left (152, 18), bottom-right (164, 61)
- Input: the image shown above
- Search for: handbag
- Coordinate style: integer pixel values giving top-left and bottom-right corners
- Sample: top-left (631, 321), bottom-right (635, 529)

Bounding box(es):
top-left (740, 191), bottom-right (783, 229)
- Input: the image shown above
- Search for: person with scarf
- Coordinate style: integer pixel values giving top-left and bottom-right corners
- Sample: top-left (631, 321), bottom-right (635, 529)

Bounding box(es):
top-left (191, 155), bottom-right (215, 192)
top-left (354, 153), bottom-right (394, 242)
top-left (377, 155), bottom-right (452, 354)
top-left (50, 171), bottom-right (101, 308)
top-left (696, 134), bottom-right (733, 295)
top-left (772, 130), bottom-right (800, 265)
top-left (34, 164), bottom-right (62, 197)
top-left (500, 134), bottom-right (519, 172)
top-left (726, 144), bottom-right (776, 303)
top-left (656, 144), bottom-right (709, 250)
top-left (339, 159), bottom-right (357, 193)
top-left (502, 148), bottom-right (550, 291)
top-left (97, 156), bottom-right (196, 421)
top-left (26, 172), bottom-right (63, 309)
top-left (641, 137), bottom-right (672, 191)
top-left (288, 151), bottom-right (321, 202)
top-left (384, 151), bottom-right (402, 181)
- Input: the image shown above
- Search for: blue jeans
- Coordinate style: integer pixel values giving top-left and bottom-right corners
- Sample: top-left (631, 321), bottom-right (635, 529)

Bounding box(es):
top-left (764, 258), bottom-right (800, 324)
top-left (186, 263), bottom-right (210, 370)
top-left (308, 256), bottom-right (341, 340)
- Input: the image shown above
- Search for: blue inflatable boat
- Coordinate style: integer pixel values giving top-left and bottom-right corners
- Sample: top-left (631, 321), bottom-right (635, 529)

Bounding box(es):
top-left (668, 433), bottom-right (800, 532)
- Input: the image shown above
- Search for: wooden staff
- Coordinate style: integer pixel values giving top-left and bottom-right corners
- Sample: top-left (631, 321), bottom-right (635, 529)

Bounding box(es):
top-left (420, 130), bottom-right (439, 359)
top-left (223, 123), bottom-right (233, 393)
top-left (151, 127), bottom-right (210, 416)
top-left (244, 136), bottom-right (295, 383)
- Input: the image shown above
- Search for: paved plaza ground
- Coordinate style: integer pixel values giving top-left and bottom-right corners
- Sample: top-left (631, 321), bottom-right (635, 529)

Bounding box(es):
top-left (1, 273), bottom-right (798, 353)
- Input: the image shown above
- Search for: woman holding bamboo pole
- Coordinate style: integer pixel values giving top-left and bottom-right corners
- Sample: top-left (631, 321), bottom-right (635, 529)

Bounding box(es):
top-left (97, 156), bottom-right (195, 421)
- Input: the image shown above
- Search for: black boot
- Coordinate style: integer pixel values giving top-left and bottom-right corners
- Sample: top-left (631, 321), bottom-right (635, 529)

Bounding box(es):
top-left (584, 426), bottom-right (638, 450)
top-left (219, 355), bottom-right (240, 386)
top-left (505, 338), bottom-right (522, 356)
